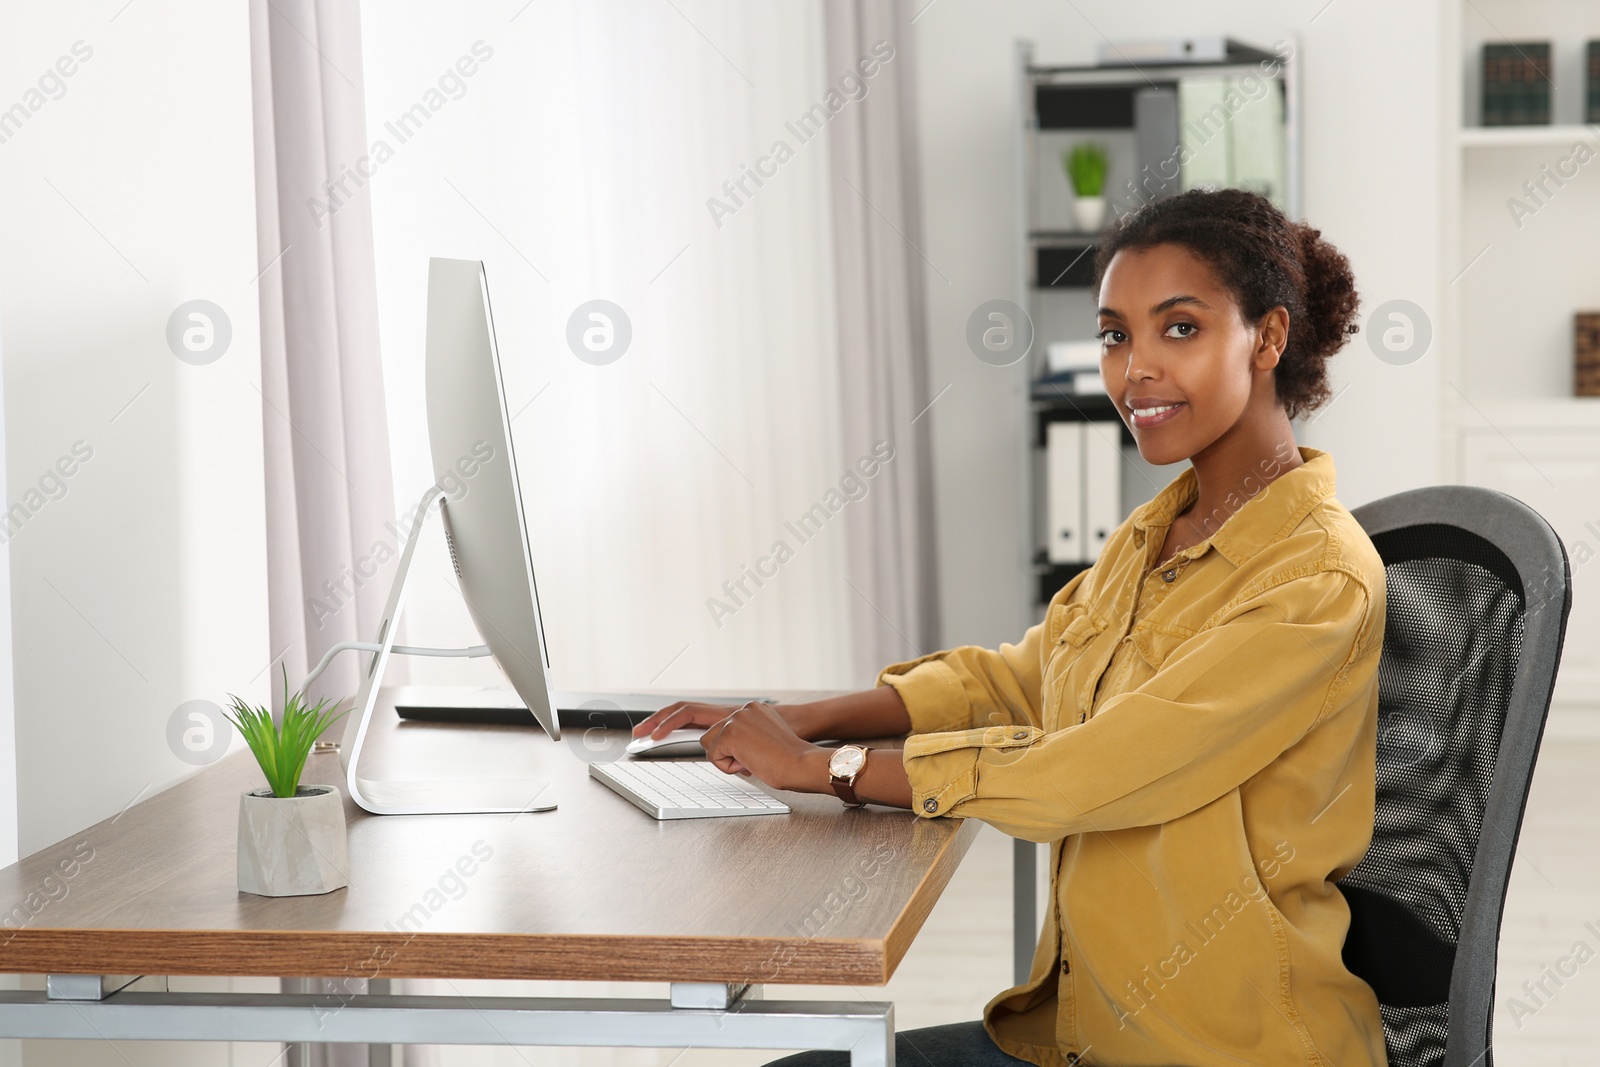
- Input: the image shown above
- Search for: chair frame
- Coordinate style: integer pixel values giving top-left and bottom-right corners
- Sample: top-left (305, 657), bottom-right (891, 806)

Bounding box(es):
top-left (1349, 484), bottom-right (1572, 1067)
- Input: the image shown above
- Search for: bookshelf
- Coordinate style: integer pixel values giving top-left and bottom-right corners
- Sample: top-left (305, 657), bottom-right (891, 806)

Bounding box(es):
top-left (1442, 0), bottom-right (1600, 735)
top-left (1443, 0), bottom-right (1600, 412)
top-left (1012, 39), bottom-right (1301, 617)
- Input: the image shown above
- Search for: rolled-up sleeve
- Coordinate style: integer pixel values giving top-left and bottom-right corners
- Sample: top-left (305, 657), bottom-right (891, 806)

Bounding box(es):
top-left (874, 568), bottom-right (1091, 737)
top-left (901, 568), bottom-right (1375, 839)
top-left (873, 627), bottom-right (1045, 736)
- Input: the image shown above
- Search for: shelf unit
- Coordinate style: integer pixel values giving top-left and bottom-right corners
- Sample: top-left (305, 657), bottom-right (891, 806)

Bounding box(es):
top-left (1440, 0), bottom-right (1600, 734)
top-left (1457, 124), bottom-right (1597, 148)
top-left (1441, 0), bottom-right (1600, 434)
top-left (1013, 39), bottom-right (1302, 617)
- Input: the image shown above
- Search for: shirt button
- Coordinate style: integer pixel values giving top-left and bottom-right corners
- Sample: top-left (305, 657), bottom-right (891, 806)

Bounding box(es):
top-left (922, 798), bottom-right (939, 814)
top-left (1013, 731), bottom-right (1027, 740)
top-left (1060, 956), bottom-right (1070, 974)
top-left (1161, 568), bottom-right (1177, 582)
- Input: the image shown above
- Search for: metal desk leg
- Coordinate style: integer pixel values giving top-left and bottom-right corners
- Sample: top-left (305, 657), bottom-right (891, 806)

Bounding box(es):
top-left (848, 1005), bottom-right (894, 1067)
top-left (284, 976), bottom-right (378, 1067)
top-left (1013, 838), bottom-right (1036, 985)
top-left (668, 982), bottom-right (755, 1010)
top-left (367, 980), bottom-right (391, 1067)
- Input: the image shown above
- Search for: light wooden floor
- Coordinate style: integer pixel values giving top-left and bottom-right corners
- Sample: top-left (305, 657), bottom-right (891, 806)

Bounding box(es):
top-left (404, 738), bottom-right (1600, 1066)
top-left (1486, 737), bottom-right (1600, 1066)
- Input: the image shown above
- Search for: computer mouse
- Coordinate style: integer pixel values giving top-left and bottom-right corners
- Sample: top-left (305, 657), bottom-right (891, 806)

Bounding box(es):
top-left (624, 729), bottom-right (706, 757)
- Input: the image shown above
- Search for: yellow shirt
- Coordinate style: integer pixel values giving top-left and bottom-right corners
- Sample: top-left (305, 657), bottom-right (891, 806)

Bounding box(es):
top-left (877, 445), bottom-right (1389, 1067)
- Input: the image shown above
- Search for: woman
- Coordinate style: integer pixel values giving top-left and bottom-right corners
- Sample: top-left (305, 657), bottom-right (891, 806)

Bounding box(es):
top-left (635, 188), bottom-right (1390, 1067)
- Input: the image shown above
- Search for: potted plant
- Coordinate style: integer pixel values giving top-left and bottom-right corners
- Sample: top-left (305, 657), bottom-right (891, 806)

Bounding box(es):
top-left (1063, 142), bottom-right (1110, 232)
top-left (225, 674), bottom-right (350, 897)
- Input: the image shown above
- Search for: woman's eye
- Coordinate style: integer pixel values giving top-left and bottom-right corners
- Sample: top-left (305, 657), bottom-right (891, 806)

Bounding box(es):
top-left (1164, 322), bottom-right (1197, 339)
top-left (1097, 329), bottom-right (1126, 347)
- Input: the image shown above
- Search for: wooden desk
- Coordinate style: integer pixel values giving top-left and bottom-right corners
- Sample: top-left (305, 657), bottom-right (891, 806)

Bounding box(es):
top-left (0, 688), bottom-right (978, 1065)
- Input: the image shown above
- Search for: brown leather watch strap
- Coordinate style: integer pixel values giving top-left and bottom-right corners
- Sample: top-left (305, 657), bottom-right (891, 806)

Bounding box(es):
top-left (830, 776), bottom-right (864, 808)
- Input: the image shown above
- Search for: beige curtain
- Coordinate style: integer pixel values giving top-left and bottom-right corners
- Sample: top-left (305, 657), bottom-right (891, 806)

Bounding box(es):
top-left (249, 0), bottom-right (398, 1064)
top-left (250, 0), bottom-right (398, 713)
top-left (824, 0), bottom-right (943, 679)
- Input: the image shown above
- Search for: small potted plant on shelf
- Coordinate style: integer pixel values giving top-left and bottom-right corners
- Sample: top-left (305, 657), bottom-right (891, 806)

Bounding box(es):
top-left (225, 673), bottom-right (350, 897)
top-left (1063, 141), bottom-right (1110, 232)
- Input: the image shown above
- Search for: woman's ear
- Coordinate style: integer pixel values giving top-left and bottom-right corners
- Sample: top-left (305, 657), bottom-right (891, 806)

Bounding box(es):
top-left (1255, 306), bottom-right (1290, 369)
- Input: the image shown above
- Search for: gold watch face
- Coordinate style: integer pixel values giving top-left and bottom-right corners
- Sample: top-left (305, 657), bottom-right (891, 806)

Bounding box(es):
top-left (828, 746), bottom-right (866, 778)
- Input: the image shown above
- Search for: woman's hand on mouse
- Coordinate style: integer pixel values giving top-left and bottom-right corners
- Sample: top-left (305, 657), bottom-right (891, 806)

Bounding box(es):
top-left (633, 700), bottom-right (823, 744)
top-left (632, 701), bottom-right (827, 790)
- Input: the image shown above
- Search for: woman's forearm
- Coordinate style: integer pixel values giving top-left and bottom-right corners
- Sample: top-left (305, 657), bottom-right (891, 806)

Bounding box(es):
top-left (784, 685), bottom-right (912, 741)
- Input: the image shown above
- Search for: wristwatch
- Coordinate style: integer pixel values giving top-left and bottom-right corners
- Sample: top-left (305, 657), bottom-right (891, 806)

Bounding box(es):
top-left (827, 745), bottom-right (869, 808)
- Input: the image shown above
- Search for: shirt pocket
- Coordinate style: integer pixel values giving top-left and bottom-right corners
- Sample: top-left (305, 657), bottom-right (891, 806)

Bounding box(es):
top-left (1047, 600), bottom-right (1107, 649)
top-left (1044, 603), bottom-right (1108, 728)
top-left (1129, 623), bottom-right (1195, 673)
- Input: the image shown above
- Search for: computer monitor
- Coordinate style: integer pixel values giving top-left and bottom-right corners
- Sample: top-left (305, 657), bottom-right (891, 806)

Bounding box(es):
top-left (423, 256), bottom-right (561, 740)
top-left (336, 258), bottom-right (768, 815)
top-left (334, 258), bottom-right (560, 815)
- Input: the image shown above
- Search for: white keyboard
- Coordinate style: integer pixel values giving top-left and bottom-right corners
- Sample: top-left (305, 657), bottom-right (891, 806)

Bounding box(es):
top-left (589, 759), bottom-right (791, 820)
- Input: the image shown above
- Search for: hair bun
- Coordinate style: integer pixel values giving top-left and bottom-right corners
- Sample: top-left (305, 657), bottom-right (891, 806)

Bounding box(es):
top-left (1293, 221), bottom-right (1361, 370)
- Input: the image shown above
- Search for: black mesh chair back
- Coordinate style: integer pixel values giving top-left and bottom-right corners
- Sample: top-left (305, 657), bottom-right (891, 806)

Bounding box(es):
top-left (1338, 485), bottom-right (1571, 1067)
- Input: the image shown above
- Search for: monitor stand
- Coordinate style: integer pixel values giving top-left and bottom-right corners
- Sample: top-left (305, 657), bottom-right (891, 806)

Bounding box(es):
top-left (336, 484), bottom-right (557, 816)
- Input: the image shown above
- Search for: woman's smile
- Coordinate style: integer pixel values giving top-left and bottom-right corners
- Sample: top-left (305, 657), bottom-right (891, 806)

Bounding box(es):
top-left (1127, 399), bottom-right (1187, 429)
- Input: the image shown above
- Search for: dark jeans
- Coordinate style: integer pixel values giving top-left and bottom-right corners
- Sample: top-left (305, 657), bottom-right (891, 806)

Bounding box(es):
top-left (762, 1020), bottom-right (1032, 1066)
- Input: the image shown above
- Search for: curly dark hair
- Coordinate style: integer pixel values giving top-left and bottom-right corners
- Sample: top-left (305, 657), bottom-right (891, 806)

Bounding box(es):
top-left (1091, 188), bottom-right (1360, 421)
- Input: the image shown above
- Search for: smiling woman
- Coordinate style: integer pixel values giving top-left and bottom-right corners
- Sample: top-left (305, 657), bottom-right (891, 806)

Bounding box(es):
top-left (678, 187), bottom-right (1394, 1067)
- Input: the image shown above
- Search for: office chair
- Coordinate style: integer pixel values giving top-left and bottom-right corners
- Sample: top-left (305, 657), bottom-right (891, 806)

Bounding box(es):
top-left (1338, 485), bottom-right (1572, 1067)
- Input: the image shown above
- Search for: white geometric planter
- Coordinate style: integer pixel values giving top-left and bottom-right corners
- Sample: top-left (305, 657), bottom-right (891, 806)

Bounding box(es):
top-left (1073, 195), bottom-right (1108, 232)
top-left (236, 785), bottom-right (349, 897)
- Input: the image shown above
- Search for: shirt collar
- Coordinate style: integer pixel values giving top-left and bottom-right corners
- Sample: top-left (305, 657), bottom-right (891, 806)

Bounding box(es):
top-left (1130, 445), bottom-right (1338, 568)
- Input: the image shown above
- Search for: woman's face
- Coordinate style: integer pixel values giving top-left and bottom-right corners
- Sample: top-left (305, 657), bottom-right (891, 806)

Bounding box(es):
top-left (1096, 242), bottom-right (1286, 468)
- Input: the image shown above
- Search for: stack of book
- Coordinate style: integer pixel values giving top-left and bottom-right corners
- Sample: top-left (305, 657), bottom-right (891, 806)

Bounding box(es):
top-left (1589, 41), bottom-right (1600, 124)
top-left (1482, 42), bottom-right (1552, 125)
top-left (1576, 313), bottom-right (1600, 397)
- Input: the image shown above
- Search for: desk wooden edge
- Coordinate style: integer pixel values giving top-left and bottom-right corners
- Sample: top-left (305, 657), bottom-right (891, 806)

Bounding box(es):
top-left (0, 819), bottom-right (981, 987)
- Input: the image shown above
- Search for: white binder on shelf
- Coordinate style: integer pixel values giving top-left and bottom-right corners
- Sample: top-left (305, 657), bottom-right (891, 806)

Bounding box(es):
top-left (1045, 421), bottom-right (1083, 564)
top-left (1083, 422), bottom-right (1122, 562)
top-left (1178, 76), bottom-right (1231, 190)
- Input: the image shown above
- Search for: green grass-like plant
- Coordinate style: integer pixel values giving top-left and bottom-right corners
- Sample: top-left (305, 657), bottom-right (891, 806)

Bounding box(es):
top-left (223, 670), bottom-right (348, 799)
top-left (1064, 141), bottom-right (1109, 198)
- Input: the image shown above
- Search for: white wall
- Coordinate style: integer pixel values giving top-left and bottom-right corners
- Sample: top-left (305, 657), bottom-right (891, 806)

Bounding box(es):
top-left (0, 308), bottom-right (14, 871)
top-left (0, 1), bottom-right (271, 1064)
top-left (0, 285), bottom-right (15, 1067)
top-left (0, 0), bottom-right (266, 857)
top-left (911, 0), bottom-right (1446, 645)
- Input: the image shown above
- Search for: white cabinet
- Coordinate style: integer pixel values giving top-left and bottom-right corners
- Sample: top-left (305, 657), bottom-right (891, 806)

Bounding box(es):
top-left (1459, 407), bottom-right (1600, 737)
